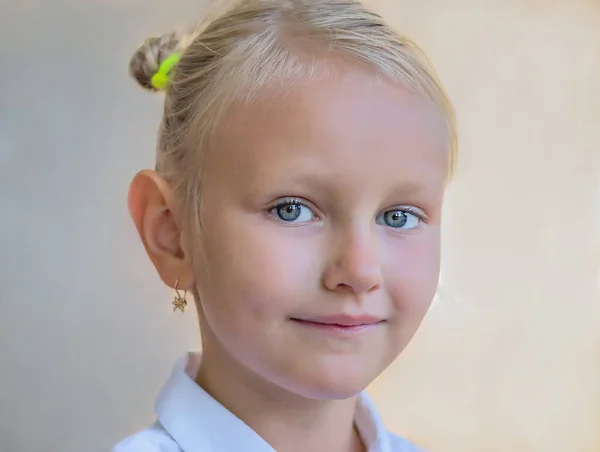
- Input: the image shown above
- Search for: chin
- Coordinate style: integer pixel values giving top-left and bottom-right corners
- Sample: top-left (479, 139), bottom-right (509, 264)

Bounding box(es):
top-left (283, 364), bottom-right (379, 401)
top-left (293, 382), bottom-right (368, 400)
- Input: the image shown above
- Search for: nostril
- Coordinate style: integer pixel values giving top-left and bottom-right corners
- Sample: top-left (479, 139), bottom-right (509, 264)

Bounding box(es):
top-left (334, 282), bottom-right (356, 293)
top-left (367, 283), bottom-right (381, 293)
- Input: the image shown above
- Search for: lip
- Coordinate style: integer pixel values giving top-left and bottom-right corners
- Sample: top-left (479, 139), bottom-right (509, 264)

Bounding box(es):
top-left (290, 314), bottom-right (385, 337)
top-left (293, 314), bottom-right (385, 326)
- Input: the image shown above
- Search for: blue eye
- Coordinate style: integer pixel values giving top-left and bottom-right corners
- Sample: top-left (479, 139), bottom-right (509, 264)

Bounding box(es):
top-left (269, 200), bottom-right (316, 223)
top-left (376, 208), bottom-right (422, 229)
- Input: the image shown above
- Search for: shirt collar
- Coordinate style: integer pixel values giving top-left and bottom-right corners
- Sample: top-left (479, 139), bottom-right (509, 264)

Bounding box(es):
top-left (155, 352), bottom-right (391, 452)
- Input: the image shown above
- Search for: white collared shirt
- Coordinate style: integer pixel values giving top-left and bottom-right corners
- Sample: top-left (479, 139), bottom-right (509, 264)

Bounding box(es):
top-left (113, 353), bottom-right (424, 452)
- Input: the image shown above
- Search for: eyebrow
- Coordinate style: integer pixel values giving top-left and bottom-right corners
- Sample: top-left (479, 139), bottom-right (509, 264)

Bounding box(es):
top-left (265, 170), bottom-right (429, 199)
top-left (389, 181), bottom-right (428, 195)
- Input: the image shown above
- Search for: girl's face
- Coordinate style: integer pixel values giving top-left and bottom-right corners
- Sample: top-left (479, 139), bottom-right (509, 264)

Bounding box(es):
top-left (192, 68), bottom-right (448, 399)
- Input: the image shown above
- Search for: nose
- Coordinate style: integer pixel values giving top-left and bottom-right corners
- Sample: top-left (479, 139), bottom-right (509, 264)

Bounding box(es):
top-left (322, 231), bottom-right (383, 295)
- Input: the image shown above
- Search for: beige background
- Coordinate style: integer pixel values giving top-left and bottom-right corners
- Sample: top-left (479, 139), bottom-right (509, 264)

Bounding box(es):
top-left (0, 0), bottom-right (599, 451)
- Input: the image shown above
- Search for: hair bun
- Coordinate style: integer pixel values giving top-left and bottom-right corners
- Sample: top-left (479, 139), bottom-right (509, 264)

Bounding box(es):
top-left (129, 32), bottom-right (182, 92)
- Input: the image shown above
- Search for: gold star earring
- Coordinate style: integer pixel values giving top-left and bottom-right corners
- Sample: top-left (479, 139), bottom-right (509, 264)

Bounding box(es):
top-left (172, 278), bottom-right (188, 313)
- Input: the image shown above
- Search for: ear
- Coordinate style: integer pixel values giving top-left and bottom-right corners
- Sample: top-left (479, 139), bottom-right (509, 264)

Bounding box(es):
top-left (128, 169), bottom-right (194, 290)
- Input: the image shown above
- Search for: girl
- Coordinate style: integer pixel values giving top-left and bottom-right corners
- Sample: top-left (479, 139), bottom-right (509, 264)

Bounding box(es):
top-left (115, 0), bottom-right (456, 450)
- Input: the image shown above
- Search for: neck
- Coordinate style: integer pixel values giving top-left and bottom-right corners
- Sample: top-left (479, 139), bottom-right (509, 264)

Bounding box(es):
top-left (196, 331), bottom-right (365, 452)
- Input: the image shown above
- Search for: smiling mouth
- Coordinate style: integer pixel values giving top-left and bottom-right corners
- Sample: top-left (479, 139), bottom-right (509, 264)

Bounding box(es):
top-left (289, 315), bottom-right (385, 336)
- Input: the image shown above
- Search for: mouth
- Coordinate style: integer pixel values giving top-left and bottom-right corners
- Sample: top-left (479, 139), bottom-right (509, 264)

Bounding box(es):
top-left (290, 314), bottom-right (386, 336)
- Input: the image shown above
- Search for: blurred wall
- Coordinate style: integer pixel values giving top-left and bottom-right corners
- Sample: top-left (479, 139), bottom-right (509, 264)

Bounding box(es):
top-left (0, 0), bottom-right (598, 451)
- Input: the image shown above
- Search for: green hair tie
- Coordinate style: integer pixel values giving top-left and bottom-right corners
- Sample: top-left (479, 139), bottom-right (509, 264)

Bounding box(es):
top-left (151, 52), bottom-right (182, 90)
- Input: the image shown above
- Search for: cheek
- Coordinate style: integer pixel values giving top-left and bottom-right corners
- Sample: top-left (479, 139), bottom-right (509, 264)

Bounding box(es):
top-left (197, 217), bottom-right (322, 322)
top-left (382, 229), bottom-right (441, 315)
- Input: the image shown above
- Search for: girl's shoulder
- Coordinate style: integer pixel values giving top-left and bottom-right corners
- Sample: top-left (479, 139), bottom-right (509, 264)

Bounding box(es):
top-left (112, 422), bottom-right (181, 452)
top-left (386, 431), bottom-right (427, 452)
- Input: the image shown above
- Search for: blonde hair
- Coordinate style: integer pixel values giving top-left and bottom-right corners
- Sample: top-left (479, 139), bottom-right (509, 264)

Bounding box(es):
top-left (129, 0), bottom-right (457, 232)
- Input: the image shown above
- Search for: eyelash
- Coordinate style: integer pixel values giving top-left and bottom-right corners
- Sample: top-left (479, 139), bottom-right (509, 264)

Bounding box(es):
top-left (267, 197), bottom-right (318, 216)
top-left (393, 205), bottom-right (428, 222)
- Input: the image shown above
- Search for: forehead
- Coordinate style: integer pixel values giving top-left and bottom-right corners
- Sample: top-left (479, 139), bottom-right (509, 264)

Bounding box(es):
top-left (206, 68), bottom-right (448, 196)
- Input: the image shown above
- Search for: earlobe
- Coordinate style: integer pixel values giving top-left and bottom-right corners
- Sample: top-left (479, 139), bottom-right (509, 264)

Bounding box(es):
top-left (127, 169), bottom-right (194, 289)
